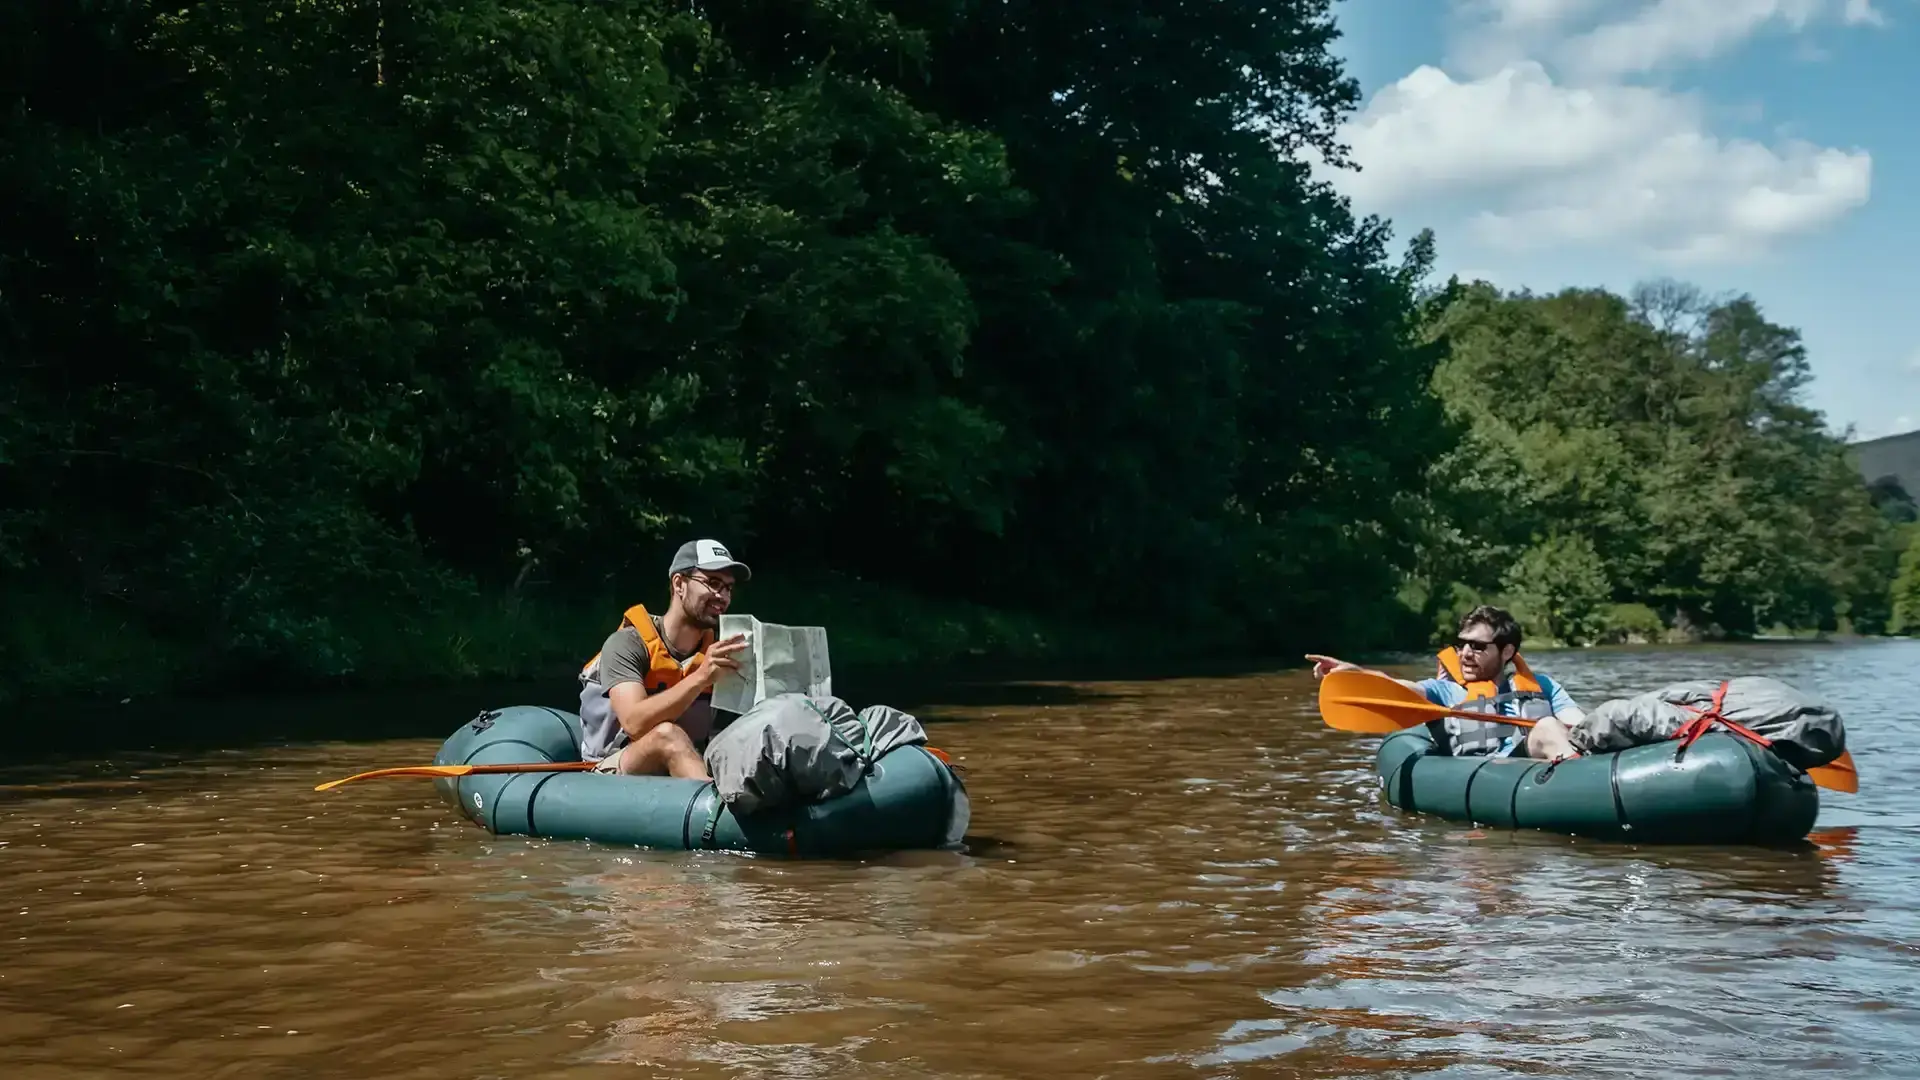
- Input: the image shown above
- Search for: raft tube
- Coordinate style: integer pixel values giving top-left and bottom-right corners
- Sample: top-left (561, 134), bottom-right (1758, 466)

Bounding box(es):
top-left (1374, 726), bottom-right (1819, 844)
top-left (430, 705), bottom-right (969, 856)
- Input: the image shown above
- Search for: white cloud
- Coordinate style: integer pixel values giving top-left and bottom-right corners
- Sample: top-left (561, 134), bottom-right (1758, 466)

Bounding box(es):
top-left (1844, 0), bottom-right (1887, 28)
top-left (1328, 2), bottom-right (1880, 265)
top-left (1336, 64), bottom-right (1678, 203)
top-left (1453, 0), bottom-right (1883, 78)
top-left (1562, 0), bottom-right (1831, 79)
top-left (1906, 346), bottom-right (1920, 372)
top-left (1473, 0), bottom-right (1605, 30)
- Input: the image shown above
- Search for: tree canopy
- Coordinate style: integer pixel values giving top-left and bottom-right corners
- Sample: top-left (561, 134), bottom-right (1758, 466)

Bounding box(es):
top-left (0, 1), bottom-right (1902, 701)
top-left (2, 0), bottom-right (1446, 696)
top-left (1408, 280), bottom-right (1901, 643)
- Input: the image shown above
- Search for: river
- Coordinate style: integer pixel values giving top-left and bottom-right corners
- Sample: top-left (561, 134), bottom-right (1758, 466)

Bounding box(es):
top-left (3, 640), bottom-right (1916, 1078)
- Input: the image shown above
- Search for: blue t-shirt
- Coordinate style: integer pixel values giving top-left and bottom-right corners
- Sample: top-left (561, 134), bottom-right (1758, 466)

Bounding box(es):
top-left (1415, 672), bottom-right (1579, 715)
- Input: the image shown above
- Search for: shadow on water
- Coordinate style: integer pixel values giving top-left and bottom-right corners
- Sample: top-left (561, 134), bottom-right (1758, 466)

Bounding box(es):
top-left (14, 634), bottom-right (1901, 763)
top-left (6, 677), bottom-right (584, 763)
top-left (3, 657), bottom-right (1143, 764)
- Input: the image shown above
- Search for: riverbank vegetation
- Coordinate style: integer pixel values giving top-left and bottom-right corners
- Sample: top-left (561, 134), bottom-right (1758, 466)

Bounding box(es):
top-left (1404, 282), bottom-right (1906, 647)
top-left (1891, 528), bottom-right (1920, 636)
top-left (2, 1), bottom-right (1908, 705)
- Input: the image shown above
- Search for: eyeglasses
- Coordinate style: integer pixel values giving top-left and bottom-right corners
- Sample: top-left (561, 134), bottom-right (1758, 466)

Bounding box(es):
top-left (688, 574), bottom-right (736, 597)
top-left (1454, 637), bottom-right (1501, 653)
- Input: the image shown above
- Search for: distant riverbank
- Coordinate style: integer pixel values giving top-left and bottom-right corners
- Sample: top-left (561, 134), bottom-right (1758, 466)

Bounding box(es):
top-left (8, 566), bottom-right (1891, 745)
top-left (2, 573), bottom-right (1242, 715)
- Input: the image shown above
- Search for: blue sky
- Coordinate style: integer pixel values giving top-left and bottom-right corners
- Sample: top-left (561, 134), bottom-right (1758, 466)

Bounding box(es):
top-left (1321, 0), bottom-right (1919, 441)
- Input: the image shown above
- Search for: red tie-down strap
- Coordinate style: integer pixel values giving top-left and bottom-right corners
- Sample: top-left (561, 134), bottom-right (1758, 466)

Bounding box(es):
top-left (1669, 681), bottom-right (1775, 756)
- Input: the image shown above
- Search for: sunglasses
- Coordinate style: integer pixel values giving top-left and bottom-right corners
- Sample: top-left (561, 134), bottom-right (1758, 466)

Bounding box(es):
top-left (1454, 637), bottom-right (1503, 653)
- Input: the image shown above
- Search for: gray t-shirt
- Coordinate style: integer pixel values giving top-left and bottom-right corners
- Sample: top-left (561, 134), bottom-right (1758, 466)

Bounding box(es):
top-left (577, 616), bottom-right (716, 761)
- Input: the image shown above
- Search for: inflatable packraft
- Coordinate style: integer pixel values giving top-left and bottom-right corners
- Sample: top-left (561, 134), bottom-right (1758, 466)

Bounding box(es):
top-left (1374, 726), bottom-right (1820, 844)
top-left (431, 703), bottom-right (970, 856)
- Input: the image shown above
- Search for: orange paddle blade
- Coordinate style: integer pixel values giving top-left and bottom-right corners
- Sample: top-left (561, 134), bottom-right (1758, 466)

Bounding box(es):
top-left (922, 745), bottom-right (969, 777)
top-left (1319, 693), bottom-right (1450, 733)
top-left (313, 760), bottom-right (597, 792)
top-left (1806, 750), bottom-right (1858, 794)
top-left (1317, 670), bottom-right (1540, 734)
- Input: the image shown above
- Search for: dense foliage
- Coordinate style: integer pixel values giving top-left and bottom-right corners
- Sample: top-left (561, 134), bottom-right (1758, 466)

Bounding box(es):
top-left (0, 2), bottom-right (1902, 702)
top-left (1892, 528), bottom-right (1920, 636)
top-left (1, 0), bottom-right (1443, 699)
top-left (1407, 281), bottom-right (1903, 644)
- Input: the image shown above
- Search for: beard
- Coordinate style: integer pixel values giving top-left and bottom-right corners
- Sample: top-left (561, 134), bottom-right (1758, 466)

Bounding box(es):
top-left (682, 598), bottom-right (723, 630)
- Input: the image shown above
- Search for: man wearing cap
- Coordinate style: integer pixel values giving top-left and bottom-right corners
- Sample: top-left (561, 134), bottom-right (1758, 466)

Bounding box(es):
top-left (575, 539), bottom-right (753, 778)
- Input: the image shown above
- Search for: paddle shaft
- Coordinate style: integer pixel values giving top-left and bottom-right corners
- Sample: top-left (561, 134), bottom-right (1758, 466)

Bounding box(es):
top-left (314, 745), bottom-right (965, 792)
top-left (314, 760), bottom-right (596, 792)
top-left (1335, 693), bottom-right (1541, 728)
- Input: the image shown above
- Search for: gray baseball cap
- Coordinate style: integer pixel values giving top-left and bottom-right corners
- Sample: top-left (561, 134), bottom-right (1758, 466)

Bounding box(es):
top-left (669, 538), bottom-right (752, 582)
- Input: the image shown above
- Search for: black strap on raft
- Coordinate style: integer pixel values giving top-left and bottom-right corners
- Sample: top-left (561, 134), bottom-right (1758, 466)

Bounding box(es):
top-left (1534, 754), bottom-right (1574, 784)
top-left (697, 783), bottom-right (726, 849)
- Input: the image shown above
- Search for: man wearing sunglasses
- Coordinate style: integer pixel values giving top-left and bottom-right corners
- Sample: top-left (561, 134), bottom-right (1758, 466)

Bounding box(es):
top-left (1308, 605), bottom-right (1583, 759)
top-left (575, 539), bottom-right (753, 778)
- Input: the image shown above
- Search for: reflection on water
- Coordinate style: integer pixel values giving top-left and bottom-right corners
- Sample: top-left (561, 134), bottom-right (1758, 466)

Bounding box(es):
top-left (2, 640), bottom-right (1917, 1078)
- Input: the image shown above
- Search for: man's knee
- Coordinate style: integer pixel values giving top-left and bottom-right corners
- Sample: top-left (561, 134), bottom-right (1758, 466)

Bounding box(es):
top-left (640, 724), bottom-right (693, 753)
top-left (617, 725), bottom-right (696, 775)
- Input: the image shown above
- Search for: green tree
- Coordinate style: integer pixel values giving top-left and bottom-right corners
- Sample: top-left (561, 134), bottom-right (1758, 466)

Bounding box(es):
top-left (1503, 533), bottom-right (1612, 646)
top-left (1, 0), bottom-right (1449, 699)
top-left (1866, 476), bottom-right (1917, 525)
top-left (1891, 527), bottom-right (1920, 635)
top-left (1411, 278), bottom-right (1898, 641)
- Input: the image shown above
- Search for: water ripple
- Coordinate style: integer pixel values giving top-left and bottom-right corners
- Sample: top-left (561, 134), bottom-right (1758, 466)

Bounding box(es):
top-left (1, 641), bottom-right (1916, 1078)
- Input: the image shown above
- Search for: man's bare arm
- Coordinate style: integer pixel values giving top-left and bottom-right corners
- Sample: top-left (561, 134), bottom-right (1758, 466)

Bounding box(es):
top-left (608, 675), bottom-right (710, 741)
top-left (605, 635), bottom-right (748, 741)
top-left (1305, 654), bottom-right (1425, 692)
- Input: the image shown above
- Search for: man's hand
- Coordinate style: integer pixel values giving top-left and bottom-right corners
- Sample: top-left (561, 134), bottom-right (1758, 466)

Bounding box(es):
top-left (609, 634), bottom-right (753, 742)
top-left (1307, 653), bottom-right (1430, 694)
top-left (1305, 654), bottom-right (1360, 680)
top-left (691, 634), bottom-right (749, 687)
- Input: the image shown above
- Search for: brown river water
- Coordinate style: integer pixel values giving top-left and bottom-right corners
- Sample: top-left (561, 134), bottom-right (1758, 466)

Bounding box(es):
top-left (4, 641), bottom-right (1918, 1079)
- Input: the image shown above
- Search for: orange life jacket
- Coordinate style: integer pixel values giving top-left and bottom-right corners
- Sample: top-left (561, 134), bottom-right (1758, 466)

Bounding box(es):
top-left (580, 603), bottom-right (715, 696)
top-left (1437, 645), bottom-right (1544, 702)
top-left (1432, 646), bottom-right (1553, 755)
